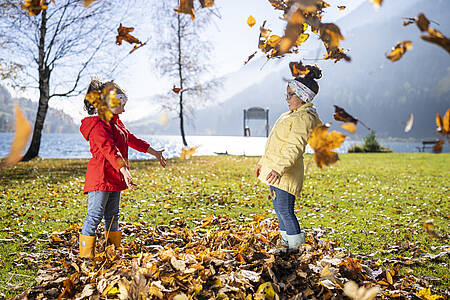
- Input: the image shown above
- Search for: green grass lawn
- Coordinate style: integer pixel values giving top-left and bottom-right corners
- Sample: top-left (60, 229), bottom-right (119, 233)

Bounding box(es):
top-left (0, 153), bottom-right (449, 298)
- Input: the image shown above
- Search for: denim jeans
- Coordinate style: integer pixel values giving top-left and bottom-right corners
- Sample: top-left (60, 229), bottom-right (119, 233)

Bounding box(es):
top-left (270, 186), bottom-right (300, 235)
top-left (81, 191), bottom-right (121, 236)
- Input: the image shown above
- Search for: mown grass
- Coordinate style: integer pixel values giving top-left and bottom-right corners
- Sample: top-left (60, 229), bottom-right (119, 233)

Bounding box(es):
top-left (0, 153), bottom-right (449, 298)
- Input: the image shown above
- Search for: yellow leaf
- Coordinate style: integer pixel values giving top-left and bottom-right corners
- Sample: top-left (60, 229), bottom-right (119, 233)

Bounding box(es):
top-left (268, 35), bottom-right (281, 47)
top-left (247, 15), bottom-right (256, 27)
top-left (386, 41), bottom-right (413, 62)
top-left (149, 286), bottom-right (164, 299)
top-left (106, 285), bottom-right (120, 296)
top-left (4, 104), bottom-right (32, 167)
top-left (341, 122), bottom-right (356, 133)
top-left (180, 146), bottom-right (199, 159)
top-left (386, 270), bottom-right (393, 285)
top-left (370, 0), bottom-right (383, 8)
top-left (255, 282), bottom-right (278, 300)
top-left (296, 33), bottom-right (309, 46)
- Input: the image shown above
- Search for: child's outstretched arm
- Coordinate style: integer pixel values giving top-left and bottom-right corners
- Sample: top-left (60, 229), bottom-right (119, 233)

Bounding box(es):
top-left (147, 147), bottom-right (166, 168)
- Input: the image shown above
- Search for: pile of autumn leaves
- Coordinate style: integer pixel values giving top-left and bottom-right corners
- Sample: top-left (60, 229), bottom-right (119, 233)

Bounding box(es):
top-left (14, 216), bottom-right (447, 300)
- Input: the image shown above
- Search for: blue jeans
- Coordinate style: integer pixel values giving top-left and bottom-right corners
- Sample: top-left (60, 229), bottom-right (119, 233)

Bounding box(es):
top-left (270, 186), bottom-right (300, 235)
top-left (81, 191), bottom-right (121, 236)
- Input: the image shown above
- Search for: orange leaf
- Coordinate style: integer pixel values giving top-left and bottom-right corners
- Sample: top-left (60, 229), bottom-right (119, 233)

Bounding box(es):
top-left (341, 122), bottom-right (356, 133)
top-left (309, 125), bottom-right (346, 168)
top-left (236, 253), bottom-right (246, 264)
top-left (338, 6), bottom-right (346, 11)
top-left (4, 104), bottom-right (32, 168)
top-left (247, 16), bottom-right (256, 27)
top-left (370, 0), bottom-right (383, 8)
top-left (386, 41), bottom-right (413, 62)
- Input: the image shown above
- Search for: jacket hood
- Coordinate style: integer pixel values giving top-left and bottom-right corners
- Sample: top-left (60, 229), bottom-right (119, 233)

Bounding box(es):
top-left (80, 116), bottom-right (102, 141)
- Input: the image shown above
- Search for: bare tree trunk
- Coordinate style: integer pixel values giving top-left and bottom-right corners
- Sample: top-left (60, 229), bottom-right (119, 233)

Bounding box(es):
top-left (177, 14), bottom-right (188, 147)
top-left (22, 9), bottom-right (50, 161)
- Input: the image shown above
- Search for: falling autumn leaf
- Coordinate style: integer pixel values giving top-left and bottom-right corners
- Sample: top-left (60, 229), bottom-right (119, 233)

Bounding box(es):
top-left (338, 6), bottom-right (346, 11)
top-left (422, 28), bottom-right (450, 55)
top-left (2, 104), bottom-right (32, 168)
top-left (247, 15), bottom-right (256, 27)
top-left (82, 0), bottom-right (99, 7)
top-left (433, 139), bottom-right (444, 153)
top-left (116, 24), bottom-right (146, 54)
top-left (172, 86), bottom-right (182, 94)
top-left (308, 125), bottom-right (346, 168)
top-left (268, 0), bottom-right (287, 11)
top-left (174, 0), bottom-right (195, 20)
top-left (342, 122), bottom-right (357, 133)
top-left (436, 109), bottom-right (450, 135)
top-left (180, 146), bottom-right (199, 159)
top-left (289, 61), bottom-right (310, 77)
top-left (21, 0), bottom-right (53, 16)
top-left (369, 0), bottom-right (383, 9)
top-left (199, 0), bottom-right (214, 8)
top-left (244, 51), bottom-right (257, 64)
top-left (404, 113), bottom-right (414, 133)
top-left (386, 40), bottom-right (413, 62)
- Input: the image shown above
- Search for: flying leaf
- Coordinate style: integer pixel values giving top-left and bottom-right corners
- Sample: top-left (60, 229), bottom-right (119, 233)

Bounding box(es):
top-left (436, 109), bottom-right (450, 135)
top-left (421, 28), bottom-right (450, 55)
top-left (21, 0), bottom-right (50, 16)
top-left (308, 125), bottom-right (346, 168)
top-left (116, 24), bottom-right (146, 54)
top-left (338, 6), bottom-right (346, 10)
top-left (199, 0), bottom-right (214, 8)
top-left (415, 13), bottom-right (430, 32)
top-left (82, 0), bottom-right (99, 7)
top-left (247, 16), bottom-right (256, 27)
top-left (341, 122), bottom-right (356, 133)
top-left (244, 51), bottom-right (257, 64)
top-left (333, 105), bottom-right (358, 124)
top-left (320, 23), bottom-right (351, 62)
top-left (180, 146), bottom-right (199, 159)
top-left (174, 0), bottom-right (195, 20)
top-left (404, 113), bottom-right (414, 133)
top-left (369, 0), bottom-right (383, 8)
top-left (268, 0), bottom-right (287, 11)
top-left (3, 104), bottom-right (32, 168)
top-left (386, 41), bottom-right (413, 62)
top-left (279, 8), bottom-right (306, 55)
top-left (289, 61), bottom-right (310, 77)
top-left (172, 86), bottom-right (182, 94)
top-left (433, 140), bottom-right (444, 153)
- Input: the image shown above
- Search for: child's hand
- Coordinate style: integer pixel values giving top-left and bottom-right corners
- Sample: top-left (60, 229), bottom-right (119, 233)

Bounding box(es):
top-left (255, 164), bottom-right (262, 177)
top-left (266, 170), bottom-right (281, 185)
top-left (120, 167), bottom-right (137, 190)
top-left (147, 147), bottom-right (167, 168)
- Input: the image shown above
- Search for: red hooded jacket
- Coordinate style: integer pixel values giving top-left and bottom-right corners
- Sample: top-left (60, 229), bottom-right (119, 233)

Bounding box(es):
top-left (80, 115), bottom-right (150, 193)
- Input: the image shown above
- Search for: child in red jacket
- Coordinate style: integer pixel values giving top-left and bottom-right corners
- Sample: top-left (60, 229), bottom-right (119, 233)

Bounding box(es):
top-left (79, 79), bottom-right (166, 258)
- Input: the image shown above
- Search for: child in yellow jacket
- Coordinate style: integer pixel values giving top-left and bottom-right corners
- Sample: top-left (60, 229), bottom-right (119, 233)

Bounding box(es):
top-left (255, 66), bottom-right (322, 250)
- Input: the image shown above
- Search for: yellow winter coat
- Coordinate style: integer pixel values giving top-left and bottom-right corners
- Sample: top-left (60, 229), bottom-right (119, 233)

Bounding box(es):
top-left (257, 102), bottom-right (321, 196)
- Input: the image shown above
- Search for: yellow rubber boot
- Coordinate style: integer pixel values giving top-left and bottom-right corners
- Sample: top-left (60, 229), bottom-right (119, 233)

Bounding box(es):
top-left (106, 231), bottom-right (122, 248)
top-left (79, 234), bottom-right (96, 258)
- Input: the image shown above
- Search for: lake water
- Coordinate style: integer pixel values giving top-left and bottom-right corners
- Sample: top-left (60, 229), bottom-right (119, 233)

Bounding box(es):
top-left (0, 132), bottom-right (448, 159)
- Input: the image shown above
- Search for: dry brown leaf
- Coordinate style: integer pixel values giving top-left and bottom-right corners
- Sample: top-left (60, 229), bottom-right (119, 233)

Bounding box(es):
top-left (174, 0), bottom-right (195, 20)
top-left (386, 40), bottom-right (413, 62)
top-left (433, 139), bottom-right (444, 153)
top-left (199, 0), bottom-right (214, 8)
top-left (3, 104), bottom-right (32, 168)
